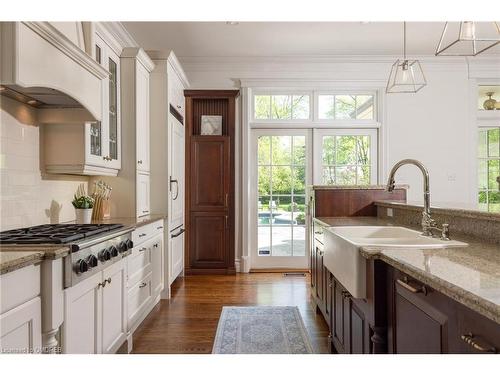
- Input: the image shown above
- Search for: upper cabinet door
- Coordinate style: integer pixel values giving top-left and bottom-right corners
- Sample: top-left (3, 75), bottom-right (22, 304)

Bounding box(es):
top-left (190, 136), bottom-right (230, 211)
top-left (136, 62), bottom-right (150, 173)
top-left (106, 49), bottom-right (121, 170)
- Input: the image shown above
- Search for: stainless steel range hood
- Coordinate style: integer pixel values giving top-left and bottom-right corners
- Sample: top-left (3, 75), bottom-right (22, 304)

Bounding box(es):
top-left (0, 22), bottom-right (109, 123)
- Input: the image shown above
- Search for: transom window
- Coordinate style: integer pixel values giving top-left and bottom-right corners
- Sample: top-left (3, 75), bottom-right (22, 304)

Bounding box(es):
top-left (478, 127), bottom-right (500, 213)
top-left (254, 94), bottom-right (310, 120)
top-left (317, 94), bottom-right (375, 120)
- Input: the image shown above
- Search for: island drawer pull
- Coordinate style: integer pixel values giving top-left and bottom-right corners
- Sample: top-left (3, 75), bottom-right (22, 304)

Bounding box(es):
top-left (139, 282), bottom-right (147, 288)
top-left (461, 333), bottom-right (497, 353)
top-left (139, 247), bottom-right (147, 252)
top-left (396, 277), bottom-right (427, 295)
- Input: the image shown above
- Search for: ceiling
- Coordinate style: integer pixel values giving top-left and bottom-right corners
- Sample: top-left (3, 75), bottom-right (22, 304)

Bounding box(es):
top-left (122, 22), bottom-right (500, 58)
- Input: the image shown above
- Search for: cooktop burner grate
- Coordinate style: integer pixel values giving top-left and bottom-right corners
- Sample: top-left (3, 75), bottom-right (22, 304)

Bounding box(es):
top-left (0, 223), bottom-right (124, 244)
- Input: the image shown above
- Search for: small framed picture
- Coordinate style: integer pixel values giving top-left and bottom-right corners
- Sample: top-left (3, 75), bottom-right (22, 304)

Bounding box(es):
top-left (201, 115), bottom-right (223, 135)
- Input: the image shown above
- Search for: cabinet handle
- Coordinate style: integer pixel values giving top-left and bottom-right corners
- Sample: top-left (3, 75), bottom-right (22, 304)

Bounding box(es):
top-left (396, 277), bottom-right (428, 295)
top-left (98, 282), bottom-right (106, 289)
top-left (318, 249), bottom-right (324, 256)
top-left (106, 277), bottom-right (111, 285)
top-left (225, 215), bottom-right (228, 229)
top-left (176, 105), bottom-right (181, 109)
top-left (137, 160), bottom-right (143, 164)
top-left (139, 247), bottom-right (147, 252)
top-left (139, 282), bottom-right (147, 288)
top-left (142, 210), bottom-right (149, 213)
top-left (139, 233), bottom-right (147, 237)
top-left (461, 333), bottom-right (497, 353)
top-left (171, 228), bottom-right (185, 238)
top-left (153, 243), bottom-right (159, 248)
top-left (225, 193), bottom-right (229, 207)
top-left (314, 231), bottom-right (322, 235)
top-left (157, 226), bottom-right (163, 230)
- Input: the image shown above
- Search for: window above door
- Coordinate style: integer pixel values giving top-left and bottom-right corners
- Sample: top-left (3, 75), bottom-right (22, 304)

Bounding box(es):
top-left (250, 89), bottom-right (380, 127)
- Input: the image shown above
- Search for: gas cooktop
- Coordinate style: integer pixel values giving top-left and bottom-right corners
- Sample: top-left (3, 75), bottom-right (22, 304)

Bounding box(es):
top-left (0, 223), bottom-right (124, 244)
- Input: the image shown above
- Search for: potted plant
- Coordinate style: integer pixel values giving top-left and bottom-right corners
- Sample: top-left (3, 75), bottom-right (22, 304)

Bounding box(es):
top-left (72, 195), bottom-right (94, 224)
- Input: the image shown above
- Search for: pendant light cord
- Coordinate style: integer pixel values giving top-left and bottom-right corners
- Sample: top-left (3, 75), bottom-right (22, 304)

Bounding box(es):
top-left (403, 21), bottom-right (407, 60)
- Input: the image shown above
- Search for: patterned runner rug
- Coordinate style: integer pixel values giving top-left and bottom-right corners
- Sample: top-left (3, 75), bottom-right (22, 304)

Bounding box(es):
top-left (212, 306), bottom-right (314, 354)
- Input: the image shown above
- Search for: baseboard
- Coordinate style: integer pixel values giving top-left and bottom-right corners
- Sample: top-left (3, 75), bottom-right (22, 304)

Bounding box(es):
top-left (235, 258), bottom-right (241, 272)
top-left (241, 255), bottom-right (250, 273)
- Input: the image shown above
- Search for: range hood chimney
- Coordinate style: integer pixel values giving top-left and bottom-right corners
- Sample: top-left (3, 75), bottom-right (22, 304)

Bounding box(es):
top-left (0, 22), bottom-right (108, 123)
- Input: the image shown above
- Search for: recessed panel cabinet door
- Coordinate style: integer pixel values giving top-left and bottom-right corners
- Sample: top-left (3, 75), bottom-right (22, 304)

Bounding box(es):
top-left (190, 137), bottom-right (230, 211)
top-left (101, 260), bottom-right (127, 354)
top-left (189, 212), bottom-right (229, 269)
top-left (63, 272), bottom-right (102, 354)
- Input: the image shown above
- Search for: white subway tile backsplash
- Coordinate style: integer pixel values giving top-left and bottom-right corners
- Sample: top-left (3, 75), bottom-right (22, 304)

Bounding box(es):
top-left (0, 109), bottom-right (89, 230)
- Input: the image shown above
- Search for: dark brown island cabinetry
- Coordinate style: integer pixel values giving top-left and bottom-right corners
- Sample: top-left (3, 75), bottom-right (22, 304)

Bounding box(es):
top-left (310, 225), bottom-right (499, 354)
top-left (387, 267), bottom-right (500, 354)
top-left (184, 90), bottom-right (239, 275)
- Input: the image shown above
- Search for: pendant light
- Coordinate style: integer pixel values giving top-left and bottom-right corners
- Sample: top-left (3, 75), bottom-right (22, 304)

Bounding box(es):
top-left (386, 22), bottom-right (427, 94)
top-left (435, 22), bottom-right (500, 56)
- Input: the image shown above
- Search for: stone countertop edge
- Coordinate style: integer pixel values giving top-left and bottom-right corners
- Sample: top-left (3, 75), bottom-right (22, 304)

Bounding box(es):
top-left (359, 247), bottom-right (500, 325)
top-left (0, 251), bottom-right (45, 275)
top-left (0, 214), bottom-right (166, 274)
top-left (308, 184), bottom-right (409, 190)
top-left (374, 200), bottom-right (500, 222)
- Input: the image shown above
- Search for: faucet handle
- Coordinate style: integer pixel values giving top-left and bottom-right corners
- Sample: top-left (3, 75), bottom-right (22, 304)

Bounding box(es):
top-left (441, 223), bottom-right (450, 241)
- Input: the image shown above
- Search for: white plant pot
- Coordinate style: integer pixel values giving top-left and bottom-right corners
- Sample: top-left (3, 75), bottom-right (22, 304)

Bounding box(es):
top-left (75, 208), bottom-right (92, 224)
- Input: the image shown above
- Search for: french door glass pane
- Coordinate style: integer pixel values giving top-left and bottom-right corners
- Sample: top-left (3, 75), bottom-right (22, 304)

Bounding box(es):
top-left (257, 135), bottom-right (306, 257)
top-left (321, 134), bottom-right (372, 185)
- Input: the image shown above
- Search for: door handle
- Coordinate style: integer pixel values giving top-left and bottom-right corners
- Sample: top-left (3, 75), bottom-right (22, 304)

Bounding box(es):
top-left (171, 228), bottom-right (185, 238)
top-left (169, 176), bottom-right (179, 200)
top-left (396, 277), bottom-right (428, 295)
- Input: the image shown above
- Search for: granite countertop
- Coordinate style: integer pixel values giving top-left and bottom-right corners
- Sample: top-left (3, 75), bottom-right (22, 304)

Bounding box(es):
top-left (0, 214), bottom-right (166, 275)
top-left (315, 216), bottom-right (500, 324)
top-left (0, 250), bottom-right (45, 275)
top-left (375, 200), bottom-right (500, 222)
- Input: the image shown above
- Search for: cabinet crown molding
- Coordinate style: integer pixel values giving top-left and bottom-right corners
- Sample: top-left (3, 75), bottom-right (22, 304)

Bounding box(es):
top-left (121, 47), bottom-right (155, 73)
top-left (147, 50), bottom-right (190, 88)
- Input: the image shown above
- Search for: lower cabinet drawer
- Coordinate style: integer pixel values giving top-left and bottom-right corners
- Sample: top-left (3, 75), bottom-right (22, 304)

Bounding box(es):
top-left (127, 273), bottom-right (153, 328)
top-left (132, 220), bottom-right (164, 246)
top-left (127, 243), bottom-right (152, 288)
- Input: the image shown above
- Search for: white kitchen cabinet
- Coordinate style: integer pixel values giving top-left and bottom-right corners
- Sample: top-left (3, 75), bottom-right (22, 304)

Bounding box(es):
top-left (63, 259), bottom-right (126, 354)
top-left (0, 297), bottom-right (42, 354)
top-left (63, 272), bottom-right (102, 354)
top-left (136, 62), bottom-right (151, 173)
top-left (101, 260), bottom-right (127, 354)
top-left (168, 111), bottom-right (185, 229)
top-left (42, 29), bottom-right (122, 176)
top-left (151, 234), bottom-right (164, 297)
top-left (0, 264), bottom-right (42, 354)
top-left (136, 172), bottom-right (151, 217)
top-left (169, 227), bottom-right (185, 284)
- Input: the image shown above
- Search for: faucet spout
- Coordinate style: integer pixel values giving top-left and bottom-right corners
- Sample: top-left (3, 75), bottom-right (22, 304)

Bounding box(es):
top-left (386, 159), bottom-right (434, 235)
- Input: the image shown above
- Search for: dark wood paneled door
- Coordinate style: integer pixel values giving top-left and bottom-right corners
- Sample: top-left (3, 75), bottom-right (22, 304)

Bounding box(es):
top-left (185, 90), bottom-right (239, 275)
top-left (190, 136), bottom-right (230, 211)
top-left (189, 211), bottom-right (229, 269)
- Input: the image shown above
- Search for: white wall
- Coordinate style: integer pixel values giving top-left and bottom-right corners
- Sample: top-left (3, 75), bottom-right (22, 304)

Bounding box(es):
top-left (0, 102), bottom-right (88, 231)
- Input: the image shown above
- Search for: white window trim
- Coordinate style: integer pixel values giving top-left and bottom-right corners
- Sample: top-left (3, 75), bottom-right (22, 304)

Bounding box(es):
top-left (312, 128), bottom-right (378, 185)
top-left (250, 88), bottom-right (382, 128)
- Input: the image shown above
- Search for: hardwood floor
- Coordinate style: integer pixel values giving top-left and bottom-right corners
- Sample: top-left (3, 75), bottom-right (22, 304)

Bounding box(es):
top-left (132, 273), bottom-right (330, 354)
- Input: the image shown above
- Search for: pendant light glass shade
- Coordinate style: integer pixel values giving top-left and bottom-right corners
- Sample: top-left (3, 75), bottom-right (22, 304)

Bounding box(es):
top-left (435, 22), bottom-right (500, 56)
top-left (386, 22), bottom-right (427, 94)
top-left (386, 59), bottom-right (427, 93)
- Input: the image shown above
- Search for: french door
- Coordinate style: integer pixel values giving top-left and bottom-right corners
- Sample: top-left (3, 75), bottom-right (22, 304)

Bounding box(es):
top-left (250, 129), bottom-right (312, 269)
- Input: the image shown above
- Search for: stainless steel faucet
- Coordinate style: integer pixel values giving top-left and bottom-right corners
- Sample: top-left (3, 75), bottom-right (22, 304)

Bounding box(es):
top-left (386, 159), bottom-right (450, 240)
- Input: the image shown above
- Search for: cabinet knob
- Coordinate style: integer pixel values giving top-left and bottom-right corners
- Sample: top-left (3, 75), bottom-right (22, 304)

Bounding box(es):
top-left (137, 160), bottom-right (143, 164)
top-left (139, 282), bottom-right (147, 288)
top-left (177, 105), bottom-right (181, 109)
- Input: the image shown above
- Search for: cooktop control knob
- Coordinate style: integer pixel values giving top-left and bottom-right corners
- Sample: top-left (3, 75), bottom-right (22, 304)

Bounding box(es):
top-left (86, 255), bottom-right (98, 268)
top-left (98, 248), bottom-right (111, 261)
top-left (117, 241), bottom-right (128, 253)
top-left (109, 245), bottom-right (118, 257)
top-left (74, 259), bottom-right (89, 274)
top-left (125, 239), bottom-right (134, 249)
